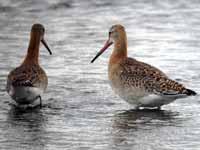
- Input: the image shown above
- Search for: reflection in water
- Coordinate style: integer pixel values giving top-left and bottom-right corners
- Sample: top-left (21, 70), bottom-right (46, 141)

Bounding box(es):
top-left (0, 0), bottom-right (200, 149)
top-left (113, 109), bottom-right (179, 129)
top-left (111, 109), bottom-right (180, 148)
top-left (4, 106), bottom-right (47, 150)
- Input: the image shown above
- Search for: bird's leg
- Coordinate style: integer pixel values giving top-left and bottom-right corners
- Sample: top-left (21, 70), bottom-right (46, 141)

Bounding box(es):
top-left (39, 96), bottom-right (42, 108)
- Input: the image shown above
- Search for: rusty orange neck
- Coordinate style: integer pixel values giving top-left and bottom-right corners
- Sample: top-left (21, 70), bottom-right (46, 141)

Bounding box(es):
top-left (23, 31), bottom-right (41, 65)
top-left (109, 36), bottom-right (127, 65)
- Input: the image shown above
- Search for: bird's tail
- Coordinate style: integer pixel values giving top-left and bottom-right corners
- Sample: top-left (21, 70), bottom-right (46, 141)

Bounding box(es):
top-left (185, 88), bottom-right (197, 96)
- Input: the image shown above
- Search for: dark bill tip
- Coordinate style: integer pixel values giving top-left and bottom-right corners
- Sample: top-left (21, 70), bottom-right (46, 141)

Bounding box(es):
top-left (41, 39), bottom-right (52, 55)
top-left (91, 51), bottom-right (103, 63)
top-left (90, 39), bottom-right (113, 63)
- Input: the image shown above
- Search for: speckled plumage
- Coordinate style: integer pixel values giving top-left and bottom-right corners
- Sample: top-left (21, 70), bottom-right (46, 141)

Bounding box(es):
top-left (91, 24), bottom-right (196, 109)
top-left (109, 57), bottom-right (196, 108)
top-left (6, 24), bottom-right (52, 106)
top-left (118, 57), bottom-right (187, 95)
top-left (7, 64), bottom-right (48, 88)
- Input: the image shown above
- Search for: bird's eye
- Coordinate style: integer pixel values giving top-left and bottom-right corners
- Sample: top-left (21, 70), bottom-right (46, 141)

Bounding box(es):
top-left (109, 31), bottom-right (112, 36)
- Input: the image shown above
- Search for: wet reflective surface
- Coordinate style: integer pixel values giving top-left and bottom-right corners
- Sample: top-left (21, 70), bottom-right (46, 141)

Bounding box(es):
top-left (0, 0), bottom-right (200, 149)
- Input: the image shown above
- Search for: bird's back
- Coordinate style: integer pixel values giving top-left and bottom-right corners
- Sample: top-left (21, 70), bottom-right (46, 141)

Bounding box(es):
top-left (108, 57), bottom-right (196, 107)
top-left (7, 64), bottom-right (48, 94)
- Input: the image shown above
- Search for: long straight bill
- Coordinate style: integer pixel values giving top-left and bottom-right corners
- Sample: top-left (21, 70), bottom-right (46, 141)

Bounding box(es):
top-left (41, 39), bottom-right (52, 55)
top-left (91, 39), bottom-right (113, 63)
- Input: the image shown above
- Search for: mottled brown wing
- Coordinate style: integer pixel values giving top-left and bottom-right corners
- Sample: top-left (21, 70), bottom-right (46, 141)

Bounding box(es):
top-left (7, 64), bottom-right (46, 87)
top-left (119, 57), bottom-right (187, 95)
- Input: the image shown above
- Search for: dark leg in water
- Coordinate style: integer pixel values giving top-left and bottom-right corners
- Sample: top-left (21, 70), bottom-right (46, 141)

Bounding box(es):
top-left (39, 96), bottom-right (42, 108)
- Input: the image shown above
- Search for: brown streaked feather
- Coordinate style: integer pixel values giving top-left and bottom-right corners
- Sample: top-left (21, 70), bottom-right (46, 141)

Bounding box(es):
top-left (7, 64), bottom-right (47, 87)
top-left (119, 57), bottom-right (190, 95)
top-left (119, 57), bottom-right (167, 78)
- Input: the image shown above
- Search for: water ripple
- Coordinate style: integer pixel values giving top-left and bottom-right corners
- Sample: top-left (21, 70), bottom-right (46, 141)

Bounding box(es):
top-left (0, 0), bottom-right (200, 149)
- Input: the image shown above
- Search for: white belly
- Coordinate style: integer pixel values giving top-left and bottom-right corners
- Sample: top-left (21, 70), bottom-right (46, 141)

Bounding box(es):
top-left (110, 83), bottom-right (179, 108)
top-left (8, 86), bottom-right (44, 104)
top-left (138, 94), bottom-right (177, 107)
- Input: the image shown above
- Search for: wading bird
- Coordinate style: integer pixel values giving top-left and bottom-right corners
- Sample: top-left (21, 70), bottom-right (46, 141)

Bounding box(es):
top-left (6, 24), bottom-right (52, 107)
top-left (91, 24), bottom-right (196, 109)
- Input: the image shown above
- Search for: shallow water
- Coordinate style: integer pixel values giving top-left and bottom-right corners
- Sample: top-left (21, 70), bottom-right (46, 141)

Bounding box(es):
top-left (0, 0), bottom-right (200, 149)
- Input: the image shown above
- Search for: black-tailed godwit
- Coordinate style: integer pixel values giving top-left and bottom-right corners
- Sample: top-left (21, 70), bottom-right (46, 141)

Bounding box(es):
top-left (6, 23), bottom-right (52, 107)
top-left (91, 24), bottom-right (196, 109)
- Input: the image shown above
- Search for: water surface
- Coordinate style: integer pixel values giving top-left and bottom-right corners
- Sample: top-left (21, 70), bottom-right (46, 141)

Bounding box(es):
top-left (0, 0), bottom-right (200, 149)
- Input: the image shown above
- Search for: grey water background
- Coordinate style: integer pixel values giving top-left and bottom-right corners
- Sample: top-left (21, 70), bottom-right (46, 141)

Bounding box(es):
top-left (0, 0), bottom-right (200, 149)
